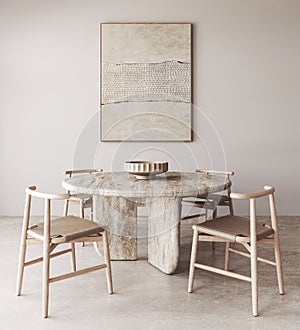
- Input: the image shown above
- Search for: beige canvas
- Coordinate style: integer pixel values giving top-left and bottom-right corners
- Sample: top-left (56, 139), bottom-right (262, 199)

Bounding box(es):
top-left (100, 23), bottom-right (192, 141)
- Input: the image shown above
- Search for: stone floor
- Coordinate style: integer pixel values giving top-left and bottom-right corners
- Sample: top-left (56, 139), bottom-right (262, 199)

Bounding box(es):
top-left (0, 216), bottom-right (299, 329)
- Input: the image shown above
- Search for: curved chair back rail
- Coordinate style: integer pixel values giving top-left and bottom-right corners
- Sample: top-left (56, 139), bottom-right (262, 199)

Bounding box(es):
top-left (196, 169), bottom-right (234, 176)
top-left (230, 186), bottom-right (275, 200)
top-left (25, 186), bottom-right (70, 200)
top-left (64, 168), bottom-right (103, 176)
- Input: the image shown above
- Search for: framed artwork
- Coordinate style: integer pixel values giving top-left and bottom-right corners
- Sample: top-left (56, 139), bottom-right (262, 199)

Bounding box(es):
top-left (100, 23), bottom-right (192, 141)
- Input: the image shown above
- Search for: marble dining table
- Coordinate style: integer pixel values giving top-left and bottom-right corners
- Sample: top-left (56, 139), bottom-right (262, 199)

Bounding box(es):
top-left (62, 171), bottom-right (230, 274)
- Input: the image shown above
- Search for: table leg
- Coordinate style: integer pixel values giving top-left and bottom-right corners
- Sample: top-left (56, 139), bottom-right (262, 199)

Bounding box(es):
top-left (93, 195), bottom-right (137, 260)
top-left (146, 196), bottom-right (181, 274)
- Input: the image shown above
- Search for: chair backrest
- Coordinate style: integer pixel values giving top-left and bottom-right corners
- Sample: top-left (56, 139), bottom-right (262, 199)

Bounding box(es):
top-left (196, 169), bottom-right (234, 214)
top-left (64, 169), bottom-right (103, 198)
top-left (196, 169), bottom-right (234, 180)
top-left (64, 168), bottom-right (103, 178)
top-left (230, 185), bottom-right (275, 200)
top-left (23, 186), bottom-right (71, 239)
top-left (25, 186), bottom-right (70, 200)
top-left (231, 186), bottom-right (278, 241)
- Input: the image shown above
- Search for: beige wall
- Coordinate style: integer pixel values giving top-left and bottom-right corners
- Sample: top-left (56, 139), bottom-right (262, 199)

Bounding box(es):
top-left (1, 0), bottom-right (299, 215)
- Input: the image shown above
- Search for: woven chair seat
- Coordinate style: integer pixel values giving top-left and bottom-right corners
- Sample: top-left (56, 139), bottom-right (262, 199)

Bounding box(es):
top-left (198, 215), bottom-right (274, 242)
top-left (28, 215), bottom-right (103, 243)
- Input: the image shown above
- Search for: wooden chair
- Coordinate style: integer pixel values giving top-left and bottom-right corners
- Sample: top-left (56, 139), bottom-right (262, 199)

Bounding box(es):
top-left (188, 186), bottom-right (284, 316)
top-left (181, 170), bottom-right (234, 222)
top-left (64, 168), bottom-right (103, 220)
top-left (64, 169), bottom-right (103, 247)
top-left (16, 186), bottom-right (113, 318)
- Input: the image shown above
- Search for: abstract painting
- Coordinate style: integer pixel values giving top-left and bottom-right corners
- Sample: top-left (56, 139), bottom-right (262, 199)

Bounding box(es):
top-left (100, 23), bottom-right (192, 141)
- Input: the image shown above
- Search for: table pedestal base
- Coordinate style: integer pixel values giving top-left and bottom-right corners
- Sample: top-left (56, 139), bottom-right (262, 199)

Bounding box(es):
top-left (93, 195), bottom-right (137, 260)
top-left (94, 195), bottom-right (181, 274)
top-left (147, 197), bottom-right (180, 274)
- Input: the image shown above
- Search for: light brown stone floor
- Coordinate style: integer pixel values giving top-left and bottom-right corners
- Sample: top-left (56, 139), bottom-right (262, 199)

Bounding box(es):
top-left (0, 216), bottom-right (299, 329)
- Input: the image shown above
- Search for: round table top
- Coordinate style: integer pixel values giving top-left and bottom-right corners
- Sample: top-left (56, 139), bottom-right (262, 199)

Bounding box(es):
top-left (62, 171), bottom-right (231, 199)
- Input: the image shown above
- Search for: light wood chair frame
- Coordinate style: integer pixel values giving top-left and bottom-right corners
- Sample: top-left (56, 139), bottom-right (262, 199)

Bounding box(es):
top-left (63, 168), bottom-right (103, 220)
top-left (16, 186), bottom-right (113, 318)
top-left (181, 169), bottom-right (234, 222)
top-left (64, 169), bottom-right (103, 247)
top-left (188, 186), bottom-right (284, 316)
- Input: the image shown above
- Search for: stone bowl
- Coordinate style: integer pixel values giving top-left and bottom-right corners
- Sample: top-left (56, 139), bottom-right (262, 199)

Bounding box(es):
top-left (124, 161), bottom-right (168, 180)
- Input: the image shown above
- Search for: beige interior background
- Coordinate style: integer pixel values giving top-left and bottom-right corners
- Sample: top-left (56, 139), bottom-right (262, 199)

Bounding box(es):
top-left (1, 0), bottom-right (299, 215)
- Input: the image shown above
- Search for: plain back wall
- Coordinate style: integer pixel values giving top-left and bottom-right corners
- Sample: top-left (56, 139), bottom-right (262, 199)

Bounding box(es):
top-left (1, 0), bottom-right (299, 215)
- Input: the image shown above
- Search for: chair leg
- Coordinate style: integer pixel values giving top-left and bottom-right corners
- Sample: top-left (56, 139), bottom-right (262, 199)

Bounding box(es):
top-left (274, 237), bottom-right (285, 295)
top-left (79, 200), bottom-right (85, 218)
top-left (90, 203), bottom-right (94, 222)
top-left (250, 242), bottom-right (258, 317)
top-left (17, 194), bottom-right (31, 296)
top-left (102, 231), bottom-right (113, 294)
top-left (63, 199), bottom-right (69, 217)
top-left (16, 240), bottom-right (27, 296)
top-left (212, 208), bottom-right (217, 219)
top-left (229, 199), bottom-right (234, 216)
top-left (80, 201), bottom-right (85, 247)
top-left (204, 208), bottom-right (208, 221)
top-left (224, 242), bottom-right (230, 271)
top-left (188, 228), bottom-right (199, 293)
top-left (211, 208), bottom-right (217, 250)
top-left (70, 243), bottom-right (76, 272)
top-left (43, 241), bottom-right (51, 318)
top-left (269, 192), bottom-right (284, 295)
